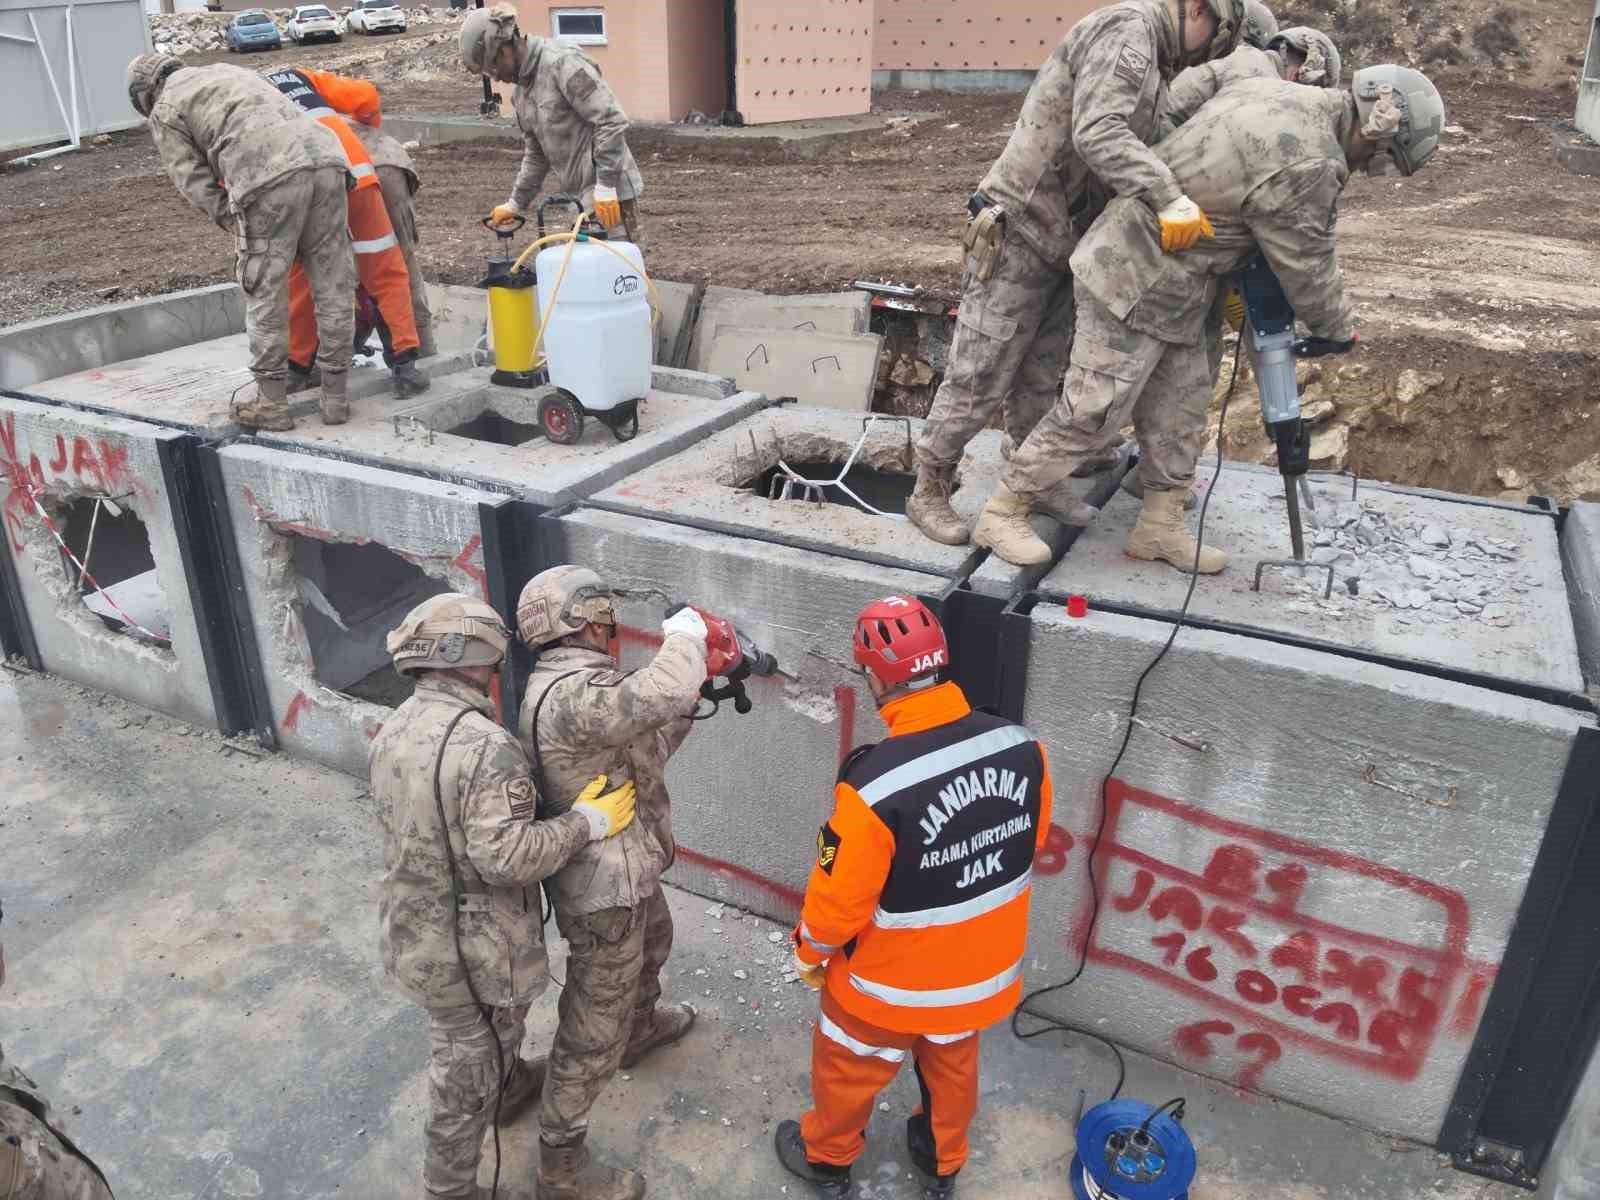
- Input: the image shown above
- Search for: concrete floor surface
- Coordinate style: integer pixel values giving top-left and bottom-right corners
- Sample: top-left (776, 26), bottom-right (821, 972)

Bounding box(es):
top-left (0, 666), bottom-right (1526, 1199)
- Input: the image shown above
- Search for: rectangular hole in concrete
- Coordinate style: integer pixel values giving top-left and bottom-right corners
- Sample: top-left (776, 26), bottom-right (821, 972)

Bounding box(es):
top-left (747, 459), bottom-right (915, 516)
top-left (447, 410), bottom-right (543, 447)
top-left (55, 496), bottom-right (172, 646)
top-left (289, 536), bottom-right (452, 707)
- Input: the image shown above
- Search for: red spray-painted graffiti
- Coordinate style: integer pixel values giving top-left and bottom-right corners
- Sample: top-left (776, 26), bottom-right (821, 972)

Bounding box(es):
top-left (1, 413), bottom-right (143, 552)
top-left (1057, 780), bottom-right (1497, 1089)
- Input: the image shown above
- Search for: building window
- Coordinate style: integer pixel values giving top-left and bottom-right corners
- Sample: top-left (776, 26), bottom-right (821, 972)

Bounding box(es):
top-left (552, 7), bottom-right (606, 44)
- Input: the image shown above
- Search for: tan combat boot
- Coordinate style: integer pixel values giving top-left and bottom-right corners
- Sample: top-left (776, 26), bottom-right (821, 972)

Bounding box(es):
top-left (620, 1003), bottom-right (696, 1070)
top-left (319, 369), bottom-right (350, 426)
top-left (285, 362), bottom-right (321, 396)
top-left (906, 464), bottom-right (970, 546)
top-left (232, 377), bottom-right (295, 432)
top-left (972, 483), bottom-right (1051, 566)
top-left (1033, 481), bottom-right (1099, 528)
top-left (538, 1137), bottom-right (645, 1200)
top-left (1125, 487), bottom-right (1227, 573)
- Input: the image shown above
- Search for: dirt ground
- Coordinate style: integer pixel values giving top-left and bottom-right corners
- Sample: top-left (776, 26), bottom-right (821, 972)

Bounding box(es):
top-left (2, 21), bottom-right (1597, 499)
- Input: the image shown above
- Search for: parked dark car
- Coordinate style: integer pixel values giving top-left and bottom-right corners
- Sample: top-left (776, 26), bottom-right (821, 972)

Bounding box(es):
top-left (225, 11), bottom-right (283, 52)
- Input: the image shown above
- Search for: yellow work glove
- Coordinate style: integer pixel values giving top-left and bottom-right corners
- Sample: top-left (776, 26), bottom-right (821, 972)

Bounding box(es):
top-left (1157, 195), bottom-right (1215, 254)
top-left (592, 182), bottom-right (622, 230)
top-left (572, 774), bottom-right (636, 840)
top-left (792, 949), bottom-right (826, 990)
top-left (487, 203), bottom-right (521, 228)
top-left (1222, 286), bottom-right (1245, 333)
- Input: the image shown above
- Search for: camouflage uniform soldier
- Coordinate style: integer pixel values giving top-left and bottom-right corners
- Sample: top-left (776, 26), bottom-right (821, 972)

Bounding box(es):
top-left (372, 592), bottom-right (638, 1200)
top-left (461, 5), bottom-right (645, 244)
top-left (981, 66), bottom-right (1445, 570)
top-left (0, 901), bottom-right (115, 1200)
top-left (515, 567), bottom-right (710, 1200)
top-left (126, 55), bottom-right (356, 433)
top-left (352, 121), bottom-right (437, 358)
top-left (907, 0), bottom-right (1246, 551)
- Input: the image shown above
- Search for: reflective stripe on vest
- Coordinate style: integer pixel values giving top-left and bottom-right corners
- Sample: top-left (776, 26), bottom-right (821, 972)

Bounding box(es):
top-left (266, 68), bottom-right (377, 190)
top-left (352, 231), bottom-right (399, 254)
top-left (800, 921), bottom-right (842, 956)
top-left (872, 867), bottom-right (1032, 931)
top-left (819, 1012), bottom-right (906, 1062)
top-left (924, 1030), bottom-right (974, 1044)
top-left (855, 725), bottom-right (1031, 809)
top-left (848, 959), bottom-right (1022, 1009)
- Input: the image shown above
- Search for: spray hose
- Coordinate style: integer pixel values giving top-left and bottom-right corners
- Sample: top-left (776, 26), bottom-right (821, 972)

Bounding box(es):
top-left (506, 208), bottom-right (663, 370)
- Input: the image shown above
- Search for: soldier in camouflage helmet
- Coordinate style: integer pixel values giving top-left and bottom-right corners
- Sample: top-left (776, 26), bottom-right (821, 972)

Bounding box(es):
top-left (126, 55), bottom-right (357, 433)
top-left (371, 591), bottom-right (638, 1200)
top-left (0, 900), bottom-right (115, 1200)
top-left (461, 4), bottom-right (644, 244)
top-left (515, 565), bottom-right (711, 1200)
top-left (976, 67), bottom-right (1443, 570)
top-left (1239, 0), bottom-right (1277, 48)
top-left (907, 0), bottom-right (1246, 553)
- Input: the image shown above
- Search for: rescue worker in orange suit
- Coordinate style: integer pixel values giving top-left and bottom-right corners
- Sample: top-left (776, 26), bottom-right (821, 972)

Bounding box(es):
top-left (776, 596), bottom-right (1054, 1200)
top-left (263, 66), bottom-right (431, 407)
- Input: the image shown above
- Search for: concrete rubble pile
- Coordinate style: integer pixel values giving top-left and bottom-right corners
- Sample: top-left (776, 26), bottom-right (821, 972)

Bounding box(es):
top-left (149, 6), bottom-right (456, 57)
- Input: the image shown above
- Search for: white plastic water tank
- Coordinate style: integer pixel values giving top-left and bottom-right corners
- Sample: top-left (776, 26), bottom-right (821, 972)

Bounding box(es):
top-left (535, 238), bottom-right (652, 413)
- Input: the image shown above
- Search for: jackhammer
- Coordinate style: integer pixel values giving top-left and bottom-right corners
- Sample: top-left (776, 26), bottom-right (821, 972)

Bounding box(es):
top-left (666, 602), bottom-right (791, 716)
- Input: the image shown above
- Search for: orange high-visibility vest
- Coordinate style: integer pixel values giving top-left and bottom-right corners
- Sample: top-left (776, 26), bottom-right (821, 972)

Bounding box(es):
top-left (265, 67), bottom-right (380, 190)
top-left (794, 682), bottom-right (1053, 1035)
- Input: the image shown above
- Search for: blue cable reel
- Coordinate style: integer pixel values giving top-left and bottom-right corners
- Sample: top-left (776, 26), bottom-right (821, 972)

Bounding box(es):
top-left (1070, 1098), bottom-right (1196, 1200)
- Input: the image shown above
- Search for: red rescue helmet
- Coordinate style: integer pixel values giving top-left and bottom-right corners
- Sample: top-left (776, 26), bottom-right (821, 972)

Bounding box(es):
top-left (853, 595), bottom-right (948, 688)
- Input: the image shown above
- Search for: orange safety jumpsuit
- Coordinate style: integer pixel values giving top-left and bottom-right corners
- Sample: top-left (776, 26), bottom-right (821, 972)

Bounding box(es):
top-left (264, 67), bottom-right (422, 367)
top-left (792, 681), bottom-right (1053, 1182)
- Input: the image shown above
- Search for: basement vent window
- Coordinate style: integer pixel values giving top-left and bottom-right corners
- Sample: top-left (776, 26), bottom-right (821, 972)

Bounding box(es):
top-left (747, 459), bottom-right (916, 516)
top-left (448, 411), bottom-right (543, 447)
top-left (55, 496), bottom-right (172, 647)
top-left (290, 536), bottom-right (452, 708)
top-left (552, 7), bottom-right (605, 44)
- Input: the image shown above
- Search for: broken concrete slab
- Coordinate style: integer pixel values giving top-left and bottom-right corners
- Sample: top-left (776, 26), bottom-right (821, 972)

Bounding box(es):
top-left (0, 395), bottom-right (219, 727)
top-left (652, 279), bottom-right (702, 367)
top-left (251, 366), bottom-right (768, 507)
top-left (686, 289), bottom-right (872, 371)
top-left (1561, 500), bottom-right (1600, 692)
top-left (704, 327), bottom-right (882, 412)
top-left (1020, 601), bottom-right (1593, 1143)
top-left (1555, 124), bottom-right (1600, 177)
top-left (1040, 462), bottom-right (1584, 697)
top-left (0, 283), bottom-right (244, 392)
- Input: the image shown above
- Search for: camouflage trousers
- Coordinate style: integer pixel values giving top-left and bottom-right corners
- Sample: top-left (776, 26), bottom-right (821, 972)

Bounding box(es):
top-left (423, 1002), bottom-right (529, 1199)
top-left (376, 165), bottom-right (436, 358)
top-left (540, 884), bottom-right (673, 1146)
top-left (233, 165), bottom-right (355, 385)
top-left (915, 227), bottom-right (1072, 472)
top-left (0, 1093), bottom-right (113, 1200)
top-left (1003, 292), bottom-right (1211, 499)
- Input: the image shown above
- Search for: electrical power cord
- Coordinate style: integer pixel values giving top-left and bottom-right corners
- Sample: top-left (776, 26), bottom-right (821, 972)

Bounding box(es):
top-left (1010, 330), bottom-right (1246, 1106)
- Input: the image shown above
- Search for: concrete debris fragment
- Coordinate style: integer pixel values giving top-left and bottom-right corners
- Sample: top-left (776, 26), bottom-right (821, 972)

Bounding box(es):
top-left (1496, 466), bottom-right (1526, 489)
top-left (1419, 524), bottom-right (1451, 547)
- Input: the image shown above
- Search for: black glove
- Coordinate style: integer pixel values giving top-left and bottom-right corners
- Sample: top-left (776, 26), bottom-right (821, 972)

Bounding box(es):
top-left (1292, 334), bottom-right (1359, 358)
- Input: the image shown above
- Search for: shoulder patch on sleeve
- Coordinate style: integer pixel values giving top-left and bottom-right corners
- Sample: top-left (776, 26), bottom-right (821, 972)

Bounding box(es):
top-left (586, 669), bottom-right (634, 688)
top-left (817, 821), bottom-right (842, 875)
top-left (1115, 42), bottom-right (1151, 86)
top-left (502, 777), bottom-right (537, 820)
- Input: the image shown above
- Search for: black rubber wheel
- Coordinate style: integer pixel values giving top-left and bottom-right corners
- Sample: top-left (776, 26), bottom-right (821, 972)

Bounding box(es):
top-left (538, 389), bottom-right (585, 445)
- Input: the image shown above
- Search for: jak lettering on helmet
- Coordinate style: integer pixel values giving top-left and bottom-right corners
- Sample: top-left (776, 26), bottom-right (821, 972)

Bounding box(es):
top-left (911, 649), bottom-right (947, 674)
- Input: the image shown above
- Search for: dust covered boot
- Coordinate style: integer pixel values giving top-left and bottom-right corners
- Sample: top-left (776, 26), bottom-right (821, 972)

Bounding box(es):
top-left (538, 1137), bottom-right (645, 1200)
top-left (906, 464), bottom-right (969, 546)
top-left (1125, 487), bottom-right (1227, 574)
top-left (232, 376), bottom-right (294, 432)
top-left (620, 1003), bottom-right (696, 1070)
top-left (1122, 468), bottom-right (1196, 510)
top-left (972, 483), bottom-right (1051, 566)
top-left (392, 360), bottom-right (431, 399)
top-left (285, 362), bottom-right (321, 396)
top-left (493, 1054), bottom-right (546, 1125)
top-left (319, 369), bottom-right (350, 426)
top-left (1033, 480), bottom-right (1099, 528)
top-left (775, 1121), bottom-right (853, 1198)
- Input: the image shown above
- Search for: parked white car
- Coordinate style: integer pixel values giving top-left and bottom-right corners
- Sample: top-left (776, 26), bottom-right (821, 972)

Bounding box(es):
top-left (347, 0), bottom-right (406, 35)
top-left (286, 4), bottom-right (340, 43)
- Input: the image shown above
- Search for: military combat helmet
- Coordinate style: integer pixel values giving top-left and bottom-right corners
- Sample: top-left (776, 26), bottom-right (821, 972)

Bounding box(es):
top-left (516, 565), bottom-right (620, 650)
top-left (1353, 64), bottom-right (1446, 175)
top-left (1241, 0), bottom-right (1279, 48)
top-left (126, 53), bottom-right (184, 117)
top-left (387, 592), bottom-right (511, 676)
top-left (459, 3), bottom-right (521, 77)
top-left (1269, 27), bottom-right (1342, 88)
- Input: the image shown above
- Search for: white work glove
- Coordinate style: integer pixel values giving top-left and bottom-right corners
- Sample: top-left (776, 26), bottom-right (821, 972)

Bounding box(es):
top-left (661, 606), bottom-right (708, 643)
top-left (792, 950), bottom-right (827, 990)
top-left (592, 182), bottom-right (622, 230)
top-left (572, 774), bottom-right (637, 841)
top-left (1157, 194), bottom-right (1215, 253)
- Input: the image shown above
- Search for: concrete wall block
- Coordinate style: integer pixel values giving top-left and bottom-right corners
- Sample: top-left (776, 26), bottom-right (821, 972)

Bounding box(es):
top-left (691, 296), bottom-right (872, 372)
top-left (651, 280), bottom-right (702, 368)
top-left (0, 283), bottom-right (244, 392)
top-left (216, 443), bottom-right (506, 775)
top-left (0, 397), bottom-right (216, 726)
top-left (553, 506), bottom-right (947, 920)
top-left (1562, 501), bottom-right (1600, 693)
top-left (423, 283), bottom-right (489, 358)
top-left (705, 327), bottom-right (883, 412)
top-left (1018, 604), bottom-right (1592, 1141)
top-left (649, 366), bottom-right (738, 401)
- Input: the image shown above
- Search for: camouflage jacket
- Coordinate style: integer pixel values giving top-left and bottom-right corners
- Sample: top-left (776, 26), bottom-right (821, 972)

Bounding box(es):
top-left (978, 0), bottom-right (1185, 272)
top-left (1157, 43), bottom-right (1284, 138)
top-left (517, 635), bottom-right (704, 916)
top-left (148, 64), bottom-right (349, 228)
top-left (507, 36), bottom-right (643, 217)
top-left (1071, 79), bottom-right (1358, 345)
top-left (352, 122), bottom-right (419, 193)
top-left (0, 1046), bottom-right (113, 1200)
top-left (373, 672), bottom-right (590, 1009)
